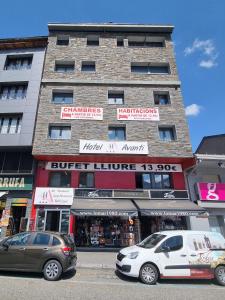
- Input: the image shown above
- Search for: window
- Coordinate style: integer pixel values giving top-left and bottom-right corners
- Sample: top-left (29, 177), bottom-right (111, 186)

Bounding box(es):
top-left (7, 232), bottom-right (31, 246)
top-left (108, 126), bottom-right (126, 141)
top-left (52, 91), bottom-right (73, 104)
top-left (0, 151), bottom-right (33, 173)
top-left (159, 126), bottom-right (176, 141)
top-left (117, 38), bottom-right (124, 47)
top-left (128, 36), bottom-right (164, 48)
top-left (135, 173), bottom-right (173, 189)
top-left (79, 172), bottom-right (94, 188)
top-left (33, 233), bottom-right (50, 246)
top-left (57, 35), bottom-right (69, 46)
top-left (0, 115), bottom-right (22, 134)
top-left (52, 237), bottom-right (61, 246)
top-left (81, 61), bottom-right (95, 72)
top-left (87, 36), bottom-right (99, 46)
top-left (131, 63), bottom-right (169, 74)
top-left (108, 91), bottom-right (124, 105)
top-left (129, 41), bottom-right (164, 47)
top-left (154, 92), bottom-right (170, 105)
top-left (55, 62), bottom-right (74, 72)
top-left (49, 126), bottom-right (71, 140)
top-left (160, 236), bottom-right (183, 252)
top-left (0, 84), bottom-right (27, 100)
top-left (49, 172), bottom-right (71, 187)
top-left (5, 55), bottom-right (33, 70)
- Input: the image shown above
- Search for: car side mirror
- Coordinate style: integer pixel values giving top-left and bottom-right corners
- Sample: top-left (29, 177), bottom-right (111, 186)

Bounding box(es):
top-left (2, 242), bottom-right (9, 250)
top-left (155, 245), bottom-right (170, 253)
top-left (161, 245), bottom-right (170, 252)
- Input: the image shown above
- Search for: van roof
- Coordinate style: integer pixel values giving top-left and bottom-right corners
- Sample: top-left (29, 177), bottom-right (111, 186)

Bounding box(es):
top-left (155, 230), bottom-right (223, 236)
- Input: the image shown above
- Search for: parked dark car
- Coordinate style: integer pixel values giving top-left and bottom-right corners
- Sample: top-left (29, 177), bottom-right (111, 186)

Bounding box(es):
top-left (0, 231), bottom-right (77, 281)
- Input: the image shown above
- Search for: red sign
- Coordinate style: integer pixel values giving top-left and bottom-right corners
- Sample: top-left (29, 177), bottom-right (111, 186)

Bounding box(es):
top-left (61, 107), bottom-right (103, 120)
top-left (117, 107), bottom-right (159, 121)
top-left (198, 183), bottom-right (225, 201)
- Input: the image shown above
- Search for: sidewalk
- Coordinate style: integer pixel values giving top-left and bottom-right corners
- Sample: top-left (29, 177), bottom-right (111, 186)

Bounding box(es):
top-left (76, 251), bottom-right (117, 270)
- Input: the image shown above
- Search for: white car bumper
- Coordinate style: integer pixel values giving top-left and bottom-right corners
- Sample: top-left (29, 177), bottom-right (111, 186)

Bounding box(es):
top-left (116, 257), bottom-right (140, 278)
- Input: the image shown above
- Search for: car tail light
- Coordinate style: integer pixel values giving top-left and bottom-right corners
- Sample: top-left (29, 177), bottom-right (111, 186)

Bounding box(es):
top-left (61, 246), bottom-right (72, 256)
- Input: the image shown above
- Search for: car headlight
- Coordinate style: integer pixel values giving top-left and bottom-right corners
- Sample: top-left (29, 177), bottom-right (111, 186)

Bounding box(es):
top-left (127, 251), bottom-right (139, 259)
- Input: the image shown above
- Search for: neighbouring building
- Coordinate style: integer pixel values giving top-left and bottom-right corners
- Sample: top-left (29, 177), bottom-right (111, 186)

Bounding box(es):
top-left (0, 36), bottom-right (47, 237)
top-left (187, 134), bottom-right (225, 237)
top-left (32, 23), bottom-right (203, 249)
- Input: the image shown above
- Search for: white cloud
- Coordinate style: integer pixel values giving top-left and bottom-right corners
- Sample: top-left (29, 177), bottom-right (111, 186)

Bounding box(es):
top-left (199, 59), bottom-right (217, 68)
top-left (184, 38), bottom-right (218, 69)
top-left (185, 104), bottom-right (202, 117)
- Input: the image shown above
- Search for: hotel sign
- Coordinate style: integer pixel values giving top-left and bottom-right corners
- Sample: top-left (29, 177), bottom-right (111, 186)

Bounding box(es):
top-left (0, 176), bottom-right (33, 190)
top-left (79, 140), bottom-right (149, 155)
top-left (61, 107), bottom-right (103, 120)
top-left (117, 107), bottom-right (159, 121)
top-left (46, 162), bottom-right (182, 172)
top-left (34, 188), bottom-right (74, 206)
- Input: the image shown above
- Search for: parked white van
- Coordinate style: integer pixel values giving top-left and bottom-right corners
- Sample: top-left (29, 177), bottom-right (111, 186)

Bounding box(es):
top-left (116, 230), bottom-right (225, 285)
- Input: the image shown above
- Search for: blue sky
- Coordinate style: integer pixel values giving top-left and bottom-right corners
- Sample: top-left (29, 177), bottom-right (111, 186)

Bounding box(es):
top-left (0, 0), bottom-right (224, 151)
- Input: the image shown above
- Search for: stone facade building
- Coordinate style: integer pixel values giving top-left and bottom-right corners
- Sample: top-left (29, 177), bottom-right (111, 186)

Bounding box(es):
top-left (32, 23), bottom-right (202, 248)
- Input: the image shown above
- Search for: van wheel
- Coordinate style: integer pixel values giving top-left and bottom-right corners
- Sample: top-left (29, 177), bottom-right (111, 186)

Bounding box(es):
top-left (215, 266), bottom-right (225, 286)
top-left (139, 263), bottom-right (158, 285)
top-left (43, 260), bottom-right (62, 281)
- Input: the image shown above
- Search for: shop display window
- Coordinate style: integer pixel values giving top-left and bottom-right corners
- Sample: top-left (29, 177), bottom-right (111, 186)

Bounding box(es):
top-left (74, 216), bottom-right (139, 248)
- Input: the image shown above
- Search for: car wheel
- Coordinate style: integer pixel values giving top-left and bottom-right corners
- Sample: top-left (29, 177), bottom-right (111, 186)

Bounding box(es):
top-left (139, 263), bottom-right (158, 285)
top-left (215, 266), bottom-right (225, 286)
top-left (43, 260), bottom-right (62, 281)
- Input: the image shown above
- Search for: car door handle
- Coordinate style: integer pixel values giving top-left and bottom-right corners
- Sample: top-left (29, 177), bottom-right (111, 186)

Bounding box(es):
top-left (180, 254), bottom-right (187, 257)
top-left (43, 248), bottom-right (49, 251)
top-left (19, 247), bottom-right (26, 251)
top-left (190, 254), bottom-right (197, 257)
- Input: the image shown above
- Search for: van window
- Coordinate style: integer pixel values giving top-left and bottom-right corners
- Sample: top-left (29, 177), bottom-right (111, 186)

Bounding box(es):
top-left (161, 235), bottom-right (183, 251)
top-left (138, 233), bottom-right (166, 249)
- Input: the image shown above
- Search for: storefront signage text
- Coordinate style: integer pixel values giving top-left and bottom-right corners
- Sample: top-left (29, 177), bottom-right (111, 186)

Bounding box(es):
top-left (61, 107), bottom-right (103, 120)
top-left (75, 189), bottom-right (113, 198)
top-left (198, 183), bottom-right (225, 201)
top-left (150, 190), bottom-right (189, 199)
top-left (79, 140), bottom-right (149, 155)
top-left (34, 188), bottom-right (74, 205)
top-left (117, 107), bottom-right (159, 121)
top-left (46, 162), bottom-right (182, 172)
top-left (75, 210), bottom-right (137, 217)
top-left (0, 176), bottom-right (33, 190)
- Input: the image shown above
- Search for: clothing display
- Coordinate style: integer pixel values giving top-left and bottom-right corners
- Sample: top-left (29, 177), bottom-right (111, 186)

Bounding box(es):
top-left (75, 216), bottom-right (138, 248)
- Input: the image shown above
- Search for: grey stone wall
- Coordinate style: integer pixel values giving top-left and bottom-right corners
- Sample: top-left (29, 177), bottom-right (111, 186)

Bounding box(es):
top-left (33, 30), bottom-right (192, 158)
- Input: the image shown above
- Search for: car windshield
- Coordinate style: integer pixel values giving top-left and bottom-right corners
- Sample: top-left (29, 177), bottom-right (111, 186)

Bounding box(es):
top-left (137, 234), bottom-right (166, 249)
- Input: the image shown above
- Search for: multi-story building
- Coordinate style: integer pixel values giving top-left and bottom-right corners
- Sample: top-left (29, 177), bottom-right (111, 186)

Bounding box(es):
top-left (0, 36), bottom-right (47, 237)
top-left (187, 134), bottom-right (225, 236)
top-left (32, 23), bottom-right (203, 248)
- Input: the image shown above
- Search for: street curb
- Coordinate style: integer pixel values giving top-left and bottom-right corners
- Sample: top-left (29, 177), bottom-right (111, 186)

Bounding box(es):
top-left (76, 263), bottom-right (115, 270)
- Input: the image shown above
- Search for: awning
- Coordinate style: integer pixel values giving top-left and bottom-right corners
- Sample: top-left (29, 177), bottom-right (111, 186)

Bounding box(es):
top-left (0, 191), bottom-right (8, 198)
top-left (134, 199), bottom-right (206, 216)
top-left (71, 198), bottom-right (138, 217)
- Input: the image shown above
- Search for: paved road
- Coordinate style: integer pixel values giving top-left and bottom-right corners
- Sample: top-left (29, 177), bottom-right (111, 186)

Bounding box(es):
top-left (0, 268), bottom-right (224, 300)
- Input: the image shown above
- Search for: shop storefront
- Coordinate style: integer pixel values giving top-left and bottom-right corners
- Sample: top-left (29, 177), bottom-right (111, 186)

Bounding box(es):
top-left (31, 186), bottom-right (205, 248)
top-left (71, 197), bottom-right (139, 248)
top-left (33, 187), bottom-right (74, 234)
top-left (0, 176), bottom-right (33, 237)
top-left (197, 183), bottom-right (225, 236)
